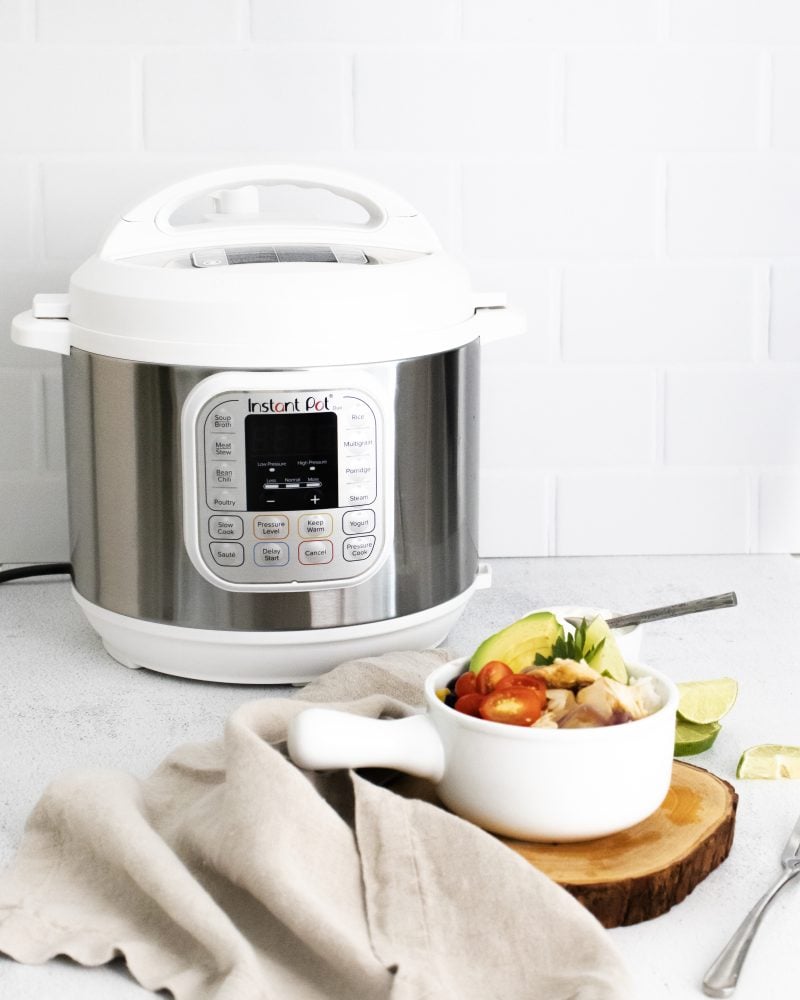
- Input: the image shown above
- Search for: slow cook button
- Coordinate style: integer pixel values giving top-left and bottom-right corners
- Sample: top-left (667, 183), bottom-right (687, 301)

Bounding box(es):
top-left (299, 513), bottom-right (333, 538)
top-left (253, 514), bottom-right (289, 539)
top-left (209, 514), bottom-right (243, 540)
top-left (298, 540), bottom-right (333, 565)
top-left (343, 509), bottom-right (375, 535)
top-left (209, 542), bottom-right (244, 567)
top-left (207, 489), bottom-right (243, 511)
top-left (343, 535), bottom-right (376, 562)
top-left (254, 542), bottom-right (289, 567)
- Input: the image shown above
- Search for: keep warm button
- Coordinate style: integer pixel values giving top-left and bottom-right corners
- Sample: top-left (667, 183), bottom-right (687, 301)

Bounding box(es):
top-left (299, 540), bottom-right (333, 565)
top-left (343, 535), bottom-right (376, 562)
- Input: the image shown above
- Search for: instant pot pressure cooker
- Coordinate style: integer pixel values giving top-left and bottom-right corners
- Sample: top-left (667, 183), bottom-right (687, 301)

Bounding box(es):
top-left (12, 165), bottom-right (522, 682)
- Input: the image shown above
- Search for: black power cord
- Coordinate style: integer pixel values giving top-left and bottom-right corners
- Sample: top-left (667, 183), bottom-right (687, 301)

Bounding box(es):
top-left (0, 563), bottom-right (72, 584)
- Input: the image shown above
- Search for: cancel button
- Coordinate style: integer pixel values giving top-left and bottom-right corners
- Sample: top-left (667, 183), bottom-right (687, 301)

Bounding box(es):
top-left (343, 535), bottom-right (376, 562)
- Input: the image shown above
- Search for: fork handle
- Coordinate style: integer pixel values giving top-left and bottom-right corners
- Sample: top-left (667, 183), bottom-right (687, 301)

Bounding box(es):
top-left (703, 862), bottom-right (800, 997)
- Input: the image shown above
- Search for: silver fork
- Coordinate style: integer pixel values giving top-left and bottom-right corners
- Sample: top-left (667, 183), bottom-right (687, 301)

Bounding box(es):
top-left (703, 810), bottom-right (800, 997)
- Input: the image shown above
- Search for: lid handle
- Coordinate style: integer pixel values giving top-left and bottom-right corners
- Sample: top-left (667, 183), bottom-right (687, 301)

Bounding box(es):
top-left (98, 164), bottom-right (441, 260)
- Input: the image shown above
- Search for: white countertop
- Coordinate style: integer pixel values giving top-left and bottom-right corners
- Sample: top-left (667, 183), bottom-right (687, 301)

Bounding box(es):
top-left (2, 554), bottom-right (800, 999)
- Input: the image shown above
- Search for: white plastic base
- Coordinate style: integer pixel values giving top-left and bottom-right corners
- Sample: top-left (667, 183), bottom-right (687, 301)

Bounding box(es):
top-left (71, 566), bottom-right (490, 684)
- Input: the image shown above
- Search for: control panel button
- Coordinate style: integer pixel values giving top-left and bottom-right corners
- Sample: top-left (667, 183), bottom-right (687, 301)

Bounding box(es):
top-left (299, 513), bottom-right (333, 538)
top-left (209, 407), bottom-right (235, 432)
top-left (210, 542), bottom-right (244, 566)
top-left (343, 535), bottom-right (376, 562)
top-left (208, 463), bottom-right (238, 487)
top-left (299, 540), bottom-right (334, 565)
top-left (207, 489), bottom-right (243, 511)
top-left (209, 515), bottom-right (243, 540)
top-left (343, 403), bottom-right (374, 431)
top-left (343, 509), bottom-right (375, 535)
top-left (207, 435), bottom-right (235, 459)
top-left (343, 486), bottom-right (375, 506)
top-left (254, 542), bottom-right (290, 567)
top-left (343, 461), bottom-right (373, 484)
top-left (341, 432), bottom-right (374, 456)
top-left (253, 514), bottom-right (289, 539)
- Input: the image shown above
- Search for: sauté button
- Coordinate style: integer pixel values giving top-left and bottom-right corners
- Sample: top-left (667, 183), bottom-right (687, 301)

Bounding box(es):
top-left (209, 542), bottom-right (244, 567)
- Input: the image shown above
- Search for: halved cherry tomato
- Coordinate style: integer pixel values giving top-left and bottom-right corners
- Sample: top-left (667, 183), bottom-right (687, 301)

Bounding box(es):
top-left (454, 693), bottom-right (484, 717)
top-left (494, 673), bottom-right (548, 709)
top-left (478, 687), bottom-right (542, 726)
top-left (454, 671), bottom-right (478, 697)
top-left (475, 660), bottom-right (513, 695)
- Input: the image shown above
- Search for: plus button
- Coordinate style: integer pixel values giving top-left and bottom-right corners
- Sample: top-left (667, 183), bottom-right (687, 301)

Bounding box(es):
top-left (309, 494), bottom-right (320, 505)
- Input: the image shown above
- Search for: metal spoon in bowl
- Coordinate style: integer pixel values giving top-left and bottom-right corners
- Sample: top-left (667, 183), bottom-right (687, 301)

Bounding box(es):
top-left (565, 592), bottom-right (737, 631)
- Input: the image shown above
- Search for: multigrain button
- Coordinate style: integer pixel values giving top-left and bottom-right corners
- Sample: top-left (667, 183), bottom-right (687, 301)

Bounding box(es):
top-left (253, 514), bottom-right (289, 539)
top-left (343, 535), bottom-right (376, 562)
top-left (209, 542), bottom-right (244, 567)
top-left (342, 432), bottom-right (374, 456)
top-left (254, 542), bottom-right (289, 567)
top-left (343, 509), bottom-right (375, 535)
top-left (299, 513), bottom-right (333, 538)
top-left (209, 515), bottom-right (243, 540)
top-left (298, 540), bottom-right (333, 565)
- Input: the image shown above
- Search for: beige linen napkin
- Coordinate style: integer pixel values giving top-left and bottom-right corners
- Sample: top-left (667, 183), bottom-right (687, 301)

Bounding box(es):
top-left (0, 649), bottom-right (632, 999)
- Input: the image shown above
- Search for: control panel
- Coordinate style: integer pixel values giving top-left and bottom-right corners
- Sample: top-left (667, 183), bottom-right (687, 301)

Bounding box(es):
top-left (181, 372), bottom-right (392, 592)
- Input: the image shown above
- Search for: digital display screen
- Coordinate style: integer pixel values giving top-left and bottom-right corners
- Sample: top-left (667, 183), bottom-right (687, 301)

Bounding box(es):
top-left (244, 412), bottom-right (338, 511)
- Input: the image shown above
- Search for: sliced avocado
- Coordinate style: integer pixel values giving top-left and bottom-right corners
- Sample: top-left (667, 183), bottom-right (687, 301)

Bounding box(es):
top-left (584, 616), bottom-right (628, 683)
top-left (469, 611), bottom-right (563, 675)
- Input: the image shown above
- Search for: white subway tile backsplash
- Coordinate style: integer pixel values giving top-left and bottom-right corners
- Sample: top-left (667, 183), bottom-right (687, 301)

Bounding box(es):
top-left (0, 0), bottom-right (26, 41)
top-left (37, 0), bottom-right (243, 44)
top-left (480, 470), bottom-right (548, 557)
top-left (0, 48), bottom-right (133, 152)
top-left (463, 158), bottom-right (657, 258)
top-left (252, 0), bottom-right (455, 43)
top-left (759, 472), bottom-right (800, 552)
top-left (556, 471), bottom-right (750, 554)
top-left (769, 266), bottom-right (800, 362)
top-left (771, 54), bottom-right (800, 150)
top-left (354, 48), bottom-right (551, 153)
top-left (480, 363), bottom-right (656, 469)
top-left (144, 50), bottom-right (348, 152)
top-left (0, 370), bottom-right (37, 470)
top-left (0, 473), bottom-right (69, 561)
top-left (462, 0), bottom-right (658, 43)
top-left (0, 161), bottom-right (33, 258)
top-left (665, 369), bottom-right (800, 466)
top-left (668, 157), bottom-right (800, 257)
top-left (565, 49), bottom-right (760, 151)
top-left (670, 0), bottom-right (800, 43)
top-left (562, 265), bottom-right (754, 363)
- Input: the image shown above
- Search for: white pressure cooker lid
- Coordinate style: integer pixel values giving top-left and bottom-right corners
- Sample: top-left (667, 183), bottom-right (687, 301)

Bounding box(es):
top-left (13, 165), bottom-right (522, 368)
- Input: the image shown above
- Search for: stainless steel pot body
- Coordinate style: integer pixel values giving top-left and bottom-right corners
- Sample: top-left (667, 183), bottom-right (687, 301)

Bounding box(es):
top-left (62, 342), bottom-right (479, 632)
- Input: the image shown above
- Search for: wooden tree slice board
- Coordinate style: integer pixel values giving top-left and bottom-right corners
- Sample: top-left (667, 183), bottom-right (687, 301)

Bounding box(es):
top-left (392, 761), bottom-right (737, 928)
top-left (502, 761), bottom-right (737, 927)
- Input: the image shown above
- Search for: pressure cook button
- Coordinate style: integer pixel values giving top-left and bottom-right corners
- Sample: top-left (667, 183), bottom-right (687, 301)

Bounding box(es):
top-left (299, 513), bottom-right (333, 538)
top-left (343, 509), bottom-right (375, 535)
top-left (254, 542), bottom-right (290, 567)
top-left (209, 515), bottom-right (244, 540)
top-left (209, 408), bottom-right (235, 432)
top-left (209, 542), bottom-right (244, 567)
top-left (207, 490), bottom-right (242, 510)
top-left (343, 535), bottom-right (376, 562)
top-left (298, 540), bottom-right (334, 565)
top-left (253, 514), bottom-right (289, 539)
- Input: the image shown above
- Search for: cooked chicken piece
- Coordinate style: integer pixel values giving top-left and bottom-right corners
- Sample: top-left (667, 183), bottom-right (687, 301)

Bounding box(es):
top-left (531, 711), bottom-right (559, 729)
top-left (523, 657), bottom-right (599, 689)
top-left (544, 687), bottom-right (577, 723)
top-left (576, 676), bottom-right (661, 723)
top-left (558, 704), bottom-right (611, 729)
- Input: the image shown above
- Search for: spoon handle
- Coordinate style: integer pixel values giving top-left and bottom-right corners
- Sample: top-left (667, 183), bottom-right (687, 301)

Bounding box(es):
top-left (604, 592), bottom-right (737, 630)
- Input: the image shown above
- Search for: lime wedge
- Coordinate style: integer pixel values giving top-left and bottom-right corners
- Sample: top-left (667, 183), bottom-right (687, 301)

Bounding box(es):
top-left (736, 745), bottom-right (800, 779)
top-left (677, 678), bottom-right (738, 725)
top-left (674, 719), bottom-right (721, 757)
top-left (584, 616), bottom-right (628, 683)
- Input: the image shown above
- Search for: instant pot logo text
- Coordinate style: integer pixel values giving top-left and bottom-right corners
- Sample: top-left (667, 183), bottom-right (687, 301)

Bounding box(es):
top-left (247, 395), bottom-right (332, 413)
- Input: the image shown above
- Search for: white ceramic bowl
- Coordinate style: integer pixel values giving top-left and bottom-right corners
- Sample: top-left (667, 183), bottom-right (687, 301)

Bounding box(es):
top-left (289, 607), bottom-right (677, 843)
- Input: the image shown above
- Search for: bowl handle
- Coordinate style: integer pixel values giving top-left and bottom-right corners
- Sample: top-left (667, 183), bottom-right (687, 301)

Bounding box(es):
top-left (287, 709), bottom-right (445, 783)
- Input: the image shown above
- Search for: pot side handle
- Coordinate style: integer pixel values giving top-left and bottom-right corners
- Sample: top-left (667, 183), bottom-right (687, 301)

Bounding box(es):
top-left (287, 709), bottom-right (446, 783)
